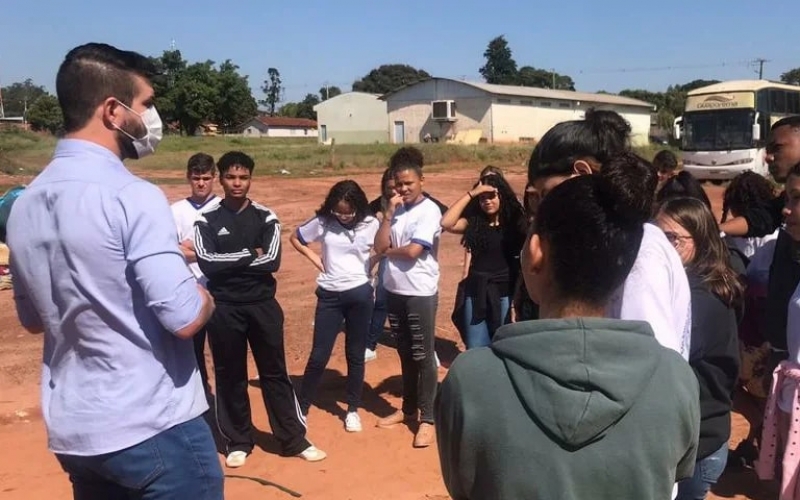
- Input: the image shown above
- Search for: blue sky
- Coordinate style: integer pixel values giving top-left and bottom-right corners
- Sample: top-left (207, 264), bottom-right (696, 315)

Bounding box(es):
top-left (1, 0), bottom-right (798, 104)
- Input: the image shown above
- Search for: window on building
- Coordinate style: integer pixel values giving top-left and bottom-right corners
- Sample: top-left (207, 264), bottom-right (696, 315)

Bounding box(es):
top-left (788, 92), bottom-right (800, 114)
top-left (558, 102), bottom-right (571, 108)
top-left (497, 98), bottom-right (511, 104)
top-left (520, 100), bottom-right (533, 106)
top-left (540, 101), bottom-right (553, 107)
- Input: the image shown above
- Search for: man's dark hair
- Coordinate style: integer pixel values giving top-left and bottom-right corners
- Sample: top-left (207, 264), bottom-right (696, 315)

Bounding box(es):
top-left (656, 170), bottom-right (712, 211)
top-left (528, 108), bottom-right (631, 183)
top-left (389, 146), bottom-right (424, 177)
top-left (652, 150), bottom-right (678, 173)
top-left (772, 115), bottom-right (800, 131)
top-left (217, 151), bottom-right (255, 175)
top-left (186, 153), bottom-right (215, 176)
top-left (316, 180), bottom-right (372, 225)
top-left (56, 43), bottom-right (157, 133)
top-left (535, 175), bottom-right (643, 307)
top-left (599, 152), bottom-right (658, 224)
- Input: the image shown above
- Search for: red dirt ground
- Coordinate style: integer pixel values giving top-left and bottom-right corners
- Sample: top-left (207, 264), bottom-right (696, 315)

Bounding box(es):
top-left (0, 169), bottom-right (776, 499)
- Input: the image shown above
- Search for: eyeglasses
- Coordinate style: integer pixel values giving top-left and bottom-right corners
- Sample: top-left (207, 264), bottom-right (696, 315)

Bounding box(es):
top-left (663, 231), bottom-right (692, 246)
top-left (332, 210), bottom-right (356, 220)
top-left (478, 192), bottom-right (498, 201)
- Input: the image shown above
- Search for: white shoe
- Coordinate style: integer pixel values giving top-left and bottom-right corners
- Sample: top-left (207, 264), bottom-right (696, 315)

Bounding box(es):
top-left (365, 348), bottom-right (377, 362)
top-left (435, 352), bottom-right (441, 368)
top-left (345, 411), bottom-right (363, 432)
top-left (225, 451), bottom-right (247, 468)
top-left (297, 445), bottom-right (327, 462)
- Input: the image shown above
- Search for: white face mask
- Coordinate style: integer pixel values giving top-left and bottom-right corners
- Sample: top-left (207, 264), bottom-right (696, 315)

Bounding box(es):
top-left (113, 102), bottom-right (163, 159)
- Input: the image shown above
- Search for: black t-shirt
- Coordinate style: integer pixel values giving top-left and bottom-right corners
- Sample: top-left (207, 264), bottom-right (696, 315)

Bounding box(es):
top-left (742, 192), bottom-right (784, 238)
top-left (469, 226), bottom-right (510, 275)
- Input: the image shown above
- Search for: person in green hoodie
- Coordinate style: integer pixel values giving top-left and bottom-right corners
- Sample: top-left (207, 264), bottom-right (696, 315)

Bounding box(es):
top-left (435, 154), bottom-right (701, 500)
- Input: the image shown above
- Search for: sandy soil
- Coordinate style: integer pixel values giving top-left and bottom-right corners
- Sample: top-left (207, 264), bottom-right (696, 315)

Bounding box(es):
top-left (0, 169), bottom-right (777, 499)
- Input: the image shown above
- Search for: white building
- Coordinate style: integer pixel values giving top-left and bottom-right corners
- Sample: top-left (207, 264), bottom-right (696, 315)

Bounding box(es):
top-left (382, 78), bottom-right (655, 146)
top-left (313, 92), bottom-right (389, 144)
top-left (241, 116), bottom-right (318, 138)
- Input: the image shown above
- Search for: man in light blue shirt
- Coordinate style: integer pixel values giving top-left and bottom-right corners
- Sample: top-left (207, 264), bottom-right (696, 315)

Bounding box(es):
top-left (7, 42), bottom-right (222, 500)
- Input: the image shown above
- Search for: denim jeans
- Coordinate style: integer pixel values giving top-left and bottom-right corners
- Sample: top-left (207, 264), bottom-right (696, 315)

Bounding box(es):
top-left (676, 443), bottom-right (728, 500)
top-left (300, 282), bottom-right (374, 413)
top-left (56, 416), bottom-right (224, 500)
top-left (367, 258), bottom-right (388, 351)
top-left (463, 295), bottom-right (510, 349)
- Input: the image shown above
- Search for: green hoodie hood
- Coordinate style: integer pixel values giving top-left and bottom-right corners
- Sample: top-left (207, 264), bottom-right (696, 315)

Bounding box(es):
top-left (491, 318), bottom-right (661, 450)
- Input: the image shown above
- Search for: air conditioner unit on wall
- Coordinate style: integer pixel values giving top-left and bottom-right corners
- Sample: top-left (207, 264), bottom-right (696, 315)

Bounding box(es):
top-left (431, 100), bottom-right (457, 121)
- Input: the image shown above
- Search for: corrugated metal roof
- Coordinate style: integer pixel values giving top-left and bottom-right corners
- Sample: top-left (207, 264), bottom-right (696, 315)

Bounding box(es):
top-left (381, 77), bottom-right (655, 109)
top-left (686, 79), bottom-right (800, 95)
top-left (255, 116), bottom-right (317, 128)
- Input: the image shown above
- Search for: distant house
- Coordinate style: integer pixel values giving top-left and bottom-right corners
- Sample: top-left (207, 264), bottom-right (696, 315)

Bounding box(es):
top-left (241, 116), bottom-right (318, 138)
top-left (313, 92), bottom-right (389, 144)
top-left (197, 122), bottom-right (219, 136)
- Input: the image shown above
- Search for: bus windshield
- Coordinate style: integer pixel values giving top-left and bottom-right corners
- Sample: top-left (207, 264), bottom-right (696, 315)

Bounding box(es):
top-left (682, 109), bottom-right (756, 152)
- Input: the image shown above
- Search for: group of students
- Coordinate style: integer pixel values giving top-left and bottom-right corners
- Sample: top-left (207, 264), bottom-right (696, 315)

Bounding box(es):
top-left (171, 111), bottom-right (800, 500)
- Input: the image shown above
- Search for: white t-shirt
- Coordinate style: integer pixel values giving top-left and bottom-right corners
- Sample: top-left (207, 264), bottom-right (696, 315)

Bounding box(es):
top-left (726, 230), bottom-right (779, 259)
top-left (296, 215), bottom-right (379, 292)
top-left (383, 198), bottom-right (442, 297)
top-left (170, 196), bottom-right (221, 286)
top-left (780, 282), bottom-right (800, 413)
top-left (607, 223), bottom-right (692, 360)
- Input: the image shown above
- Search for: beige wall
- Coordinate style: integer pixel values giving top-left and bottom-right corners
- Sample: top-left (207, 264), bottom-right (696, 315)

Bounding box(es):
top-left (314, 92), bottom-right (389, 144)
top-left (241, 125), bottom-right (318, 138)
top-left (386, 79), bottom-right (492, 143)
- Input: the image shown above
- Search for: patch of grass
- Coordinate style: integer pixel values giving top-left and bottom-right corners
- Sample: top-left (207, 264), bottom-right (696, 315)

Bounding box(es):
top-left (0, 129), bottom-right (677, 179)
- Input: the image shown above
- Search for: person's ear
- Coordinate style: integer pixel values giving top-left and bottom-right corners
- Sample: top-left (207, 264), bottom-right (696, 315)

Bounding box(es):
top-left (572, 159), bottom-right (594, 176)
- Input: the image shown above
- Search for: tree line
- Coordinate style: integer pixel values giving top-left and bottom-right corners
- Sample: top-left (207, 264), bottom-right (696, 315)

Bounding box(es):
top-left (2, 39), bottom-right (799, 135)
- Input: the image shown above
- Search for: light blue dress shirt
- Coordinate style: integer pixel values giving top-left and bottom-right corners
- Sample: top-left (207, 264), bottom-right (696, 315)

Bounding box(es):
top-left (7, 139), bottom-right (207, 456)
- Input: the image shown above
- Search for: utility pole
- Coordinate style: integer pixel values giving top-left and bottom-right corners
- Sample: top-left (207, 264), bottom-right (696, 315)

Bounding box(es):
top-left (754, 58), bottom-right (770, 79)
top-left (551, 68), bottom-right (556, 89)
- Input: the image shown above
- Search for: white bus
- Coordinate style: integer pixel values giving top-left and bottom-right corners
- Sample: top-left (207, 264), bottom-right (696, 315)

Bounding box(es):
top-left (674, 80), bottom-right (800, 180)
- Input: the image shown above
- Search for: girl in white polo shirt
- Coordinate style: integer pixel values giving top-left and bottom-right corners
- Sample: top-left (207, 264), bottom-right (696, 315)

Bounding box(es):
top-left (290, 180), bottom-right (379, 433)
top-left (374, 147), bottom-right (441, 449)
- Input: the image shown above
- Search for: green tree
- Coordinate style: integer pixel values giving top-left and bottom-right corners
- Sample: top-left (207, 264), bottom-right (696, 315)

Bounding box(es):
top-left (320, 85), bottom-right (342, 100)
top-left (781, 68), bottom-right (800, 86)
top-left (172, 61), bottom-right (219, 136)
top-left (215, 60), bottom-right (257, 132)
top-left (1, 79), bottom-right (47, 117)
top-left (352, 64), bottom-right (430, 94)
top-left (278, 102), bottom-right (300, 117)
top-left (260, 68), bottom-right (283, 116)
top-left (26, 94), bottom-right (63, 134)
top-left (517, 66), bottom-right (575, 90)
top-left (149, 49), bottom-right (187, 128)
top-left (479, 36), bottom-right (518, 85)
top-left (296, 94), bottom-right (320, 120)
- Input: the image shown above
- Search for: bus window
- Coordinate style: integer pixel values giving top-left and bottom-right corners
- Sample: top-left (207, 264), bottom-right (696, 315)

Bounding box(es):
top-left (788, 92), bottom-right (800, 114)
top-left (771, 90), bottom-right (787, 113)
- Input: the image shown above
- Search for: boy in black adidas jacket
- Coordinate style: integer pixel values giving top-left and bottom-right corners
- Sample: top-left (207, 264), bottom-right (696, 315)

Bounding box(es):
top-left (195, 151), bottom-right (325, 468)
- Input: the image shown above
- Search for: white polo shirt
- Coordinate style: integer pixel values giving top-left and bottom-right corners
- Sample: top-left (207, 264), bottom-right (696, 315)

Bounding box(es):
top-left (170, 195), bottom-right (220, 286)
top-left (296, 215), bottom-right (379, 292)
top-left (607, 223), bottom-right (692, 360)
top-left (383, 197), bottom-right (441, 297)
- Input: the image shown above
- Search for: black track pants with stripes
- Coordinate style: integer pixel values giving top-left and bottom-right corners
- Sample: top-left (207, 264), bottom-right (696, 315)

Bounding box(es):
top-left (206, 298), bottom-right (310, 456)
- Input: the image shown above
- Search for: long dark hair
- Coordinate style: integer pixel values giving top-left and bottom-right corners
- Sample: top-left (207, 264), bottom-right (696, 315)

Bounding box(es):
top-left (657, 197), bottom-right (744, 308)
top-left (316, 180), bottom-right (371, 225)
top-left (462, 175), bottom-right (527, 257)
top-left (656, 171), bottom-right (712, 211)
top-left (721, 171), bottom-right (777, 222)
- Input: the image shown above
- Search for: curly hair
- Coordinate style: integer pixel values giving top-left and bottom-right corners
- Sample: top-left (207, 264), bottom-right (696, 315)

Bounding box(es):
top-left (721, 171), bottom-right (777, 222)
top-left (315, 180), bottom-right (371, 225)
top-left (657, 197), bottom-right (745, 308)
top-left (462, 175), bottom-right (527, 258)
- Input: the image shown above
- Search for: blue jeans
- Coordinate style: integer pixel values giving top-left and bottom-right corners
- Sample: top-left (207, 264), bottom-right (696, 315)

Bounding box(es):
top-left (463, 295), bottom-right (510, 349)
top-left (676, 443), bottom-right (728, 500)
top-left (56, 416), bottom-right (224, 500)
top-left (300, 282), bottom-right (374, 413)
top-left (367, 258), bottom-right (388, 351)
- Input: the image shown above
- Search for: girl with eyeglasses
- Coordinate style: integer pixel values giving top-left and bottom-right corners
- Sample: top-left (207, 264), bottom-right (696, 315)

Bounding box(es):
top-left (290, 180), bottom-right (379, 433)
top-left (441, 173), bottom-right (527, 348)
top-left (655, 197), bottom-right (743, 500)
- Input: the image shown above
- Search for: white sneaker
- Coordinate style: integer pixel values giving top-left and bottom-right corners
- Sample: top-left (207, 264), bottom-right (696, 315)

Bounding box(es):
top-left (345, 411), bottom-right (363, 432)
top-left (435, 352), bottom-right (441, 368)
top-left (297, 445), bottom-right (327, 462)
top-left (365, 348), bottom-right (377, 362)
top-left (225, 451), bottom-right (247, 468)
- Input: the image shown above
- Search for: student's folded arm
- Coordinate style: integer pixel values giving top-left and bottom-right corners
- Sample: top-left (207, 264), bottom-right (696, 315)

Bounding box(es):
top-left (247, 215), bottom-right (281, 274)
top-left (193, 219), bottom-right (257, 276)
top-left (119, 182), bottom-right (213, 338)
